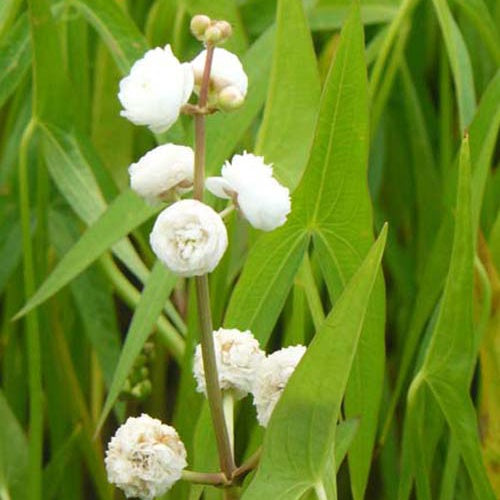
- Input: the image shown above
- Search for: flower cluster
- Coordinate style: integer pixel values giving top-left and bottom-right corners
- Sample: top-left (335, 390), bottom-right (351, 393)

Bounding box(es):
top-left (106, 13), bottom-right (298, 498)
top-left (193, 329), bottom-right (306, 427)
top-left (117, 15), bottom-right (291, 277)
top-left (105, 414), bottom-right (187, 499)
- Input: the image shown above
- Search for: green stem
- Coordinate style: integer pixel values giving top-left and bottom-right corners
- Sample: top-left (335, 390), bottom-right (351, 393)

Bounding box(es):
top-left (195, 275), bottom-right (235, 477)
top-left (181, 470), bottom-right (228, 486)
top-left (18, 119), bottom-right (43, 500)
top-left (192, 42), bottom-right (236, 480)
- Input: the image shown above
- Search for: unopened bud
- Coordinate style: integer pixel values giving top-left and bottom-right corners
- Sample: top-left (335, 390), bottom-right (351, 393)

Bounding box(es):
top-left (204, 25), bottom-right (223, 44)
top-left (218, 85), bottom-right (245, 110)
top-left (214, 21), bottom-right (232, 41)
top-left (190, 14), bottom-right (211, 40)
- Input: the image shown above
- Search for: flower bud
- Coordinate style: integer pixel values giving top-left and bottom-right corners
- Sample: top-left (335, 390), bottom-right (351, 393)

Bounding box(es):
top-left (105, 414), bottom-right (187, 499)
top-left (252, 345), bottom-right (306, 427)
top-left (129, 144), bottom-right (194, 203)
top-left (217, 85), bottom-right (245, 111)
top-left (214, 20), bottom-right (232, 40)
top-left (190, 14), bottom-right (211, 40)
top-left (204, 25), bottom-right (223, 44)
top-left (206, 153), bottom-right (291, 231)
top-left (193, 329), bottom-right (265, 399)
top-left (150, 200), bottom-right (228, 277)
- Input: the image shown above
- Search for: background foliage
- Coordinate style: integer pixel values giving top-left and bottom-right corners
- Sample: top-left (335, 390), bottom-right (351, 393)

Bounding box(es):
top-left (0, 0), bottom-right (499, 499)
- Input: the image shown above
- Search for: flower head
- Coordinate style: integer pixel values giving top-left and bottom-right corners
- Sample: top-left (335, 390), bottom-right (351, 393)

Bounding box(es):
top-left (252, 345), bottom-right (306, 427)
top-left (191, 48), bottom-right (247, 109)
top-left (105, 414), bottom-right (187, 499)
top-left (206, 153), bottom-right (291, 231)
top-left (193, 328), bottom-right (265, 399)
top-left (150, 199), bottom-right (227, 276)
top-left (118, 45), bottom-right (193, 133)
top-left (129, 144), bottom-right (194, 203)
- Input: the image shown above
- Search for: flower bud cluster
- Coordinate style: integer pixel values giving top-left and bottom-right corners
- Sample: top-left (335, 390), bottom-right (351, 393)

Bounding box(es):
top-left (190, 15), bottom-right (233, 45)
top-left (193, 329), bottom-right (306, 427)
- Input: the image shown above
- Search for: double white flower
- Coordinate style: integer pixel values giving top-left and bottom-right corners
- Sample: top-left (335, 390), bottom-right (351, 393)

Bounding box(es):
top-left (193, 328), bottom-right (265, 398)
top-left (129, 144), bottom-right (194, 203)
top-left (118, 45), bottom-right (193, 133)
top-left (150, 199), bottom-right (228, 277)
top-left (252, 345), bottom-right (306, 427)
top-left (105, 414), bottom-right (187, 500)
top-left (206, 153), bottom-right (291, 231)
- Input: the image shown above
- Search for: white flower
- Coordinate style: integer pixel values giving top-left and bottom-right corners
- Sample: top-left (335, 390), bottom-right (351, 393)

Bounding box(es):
top-left (191, 48), bottom-right (247, 107)
top-left (129, 144), bottom-right (194, 203)
top-left (118, 45), bottom-right (193, 133)
top-left (193, 328), bottom-right (265, 399)
top-left (252, 345), bottom-right (306, 427)
top-left (206, 153), bottom-right (291, 231)
top-left (105, 414), bottom-right (187, 500)
top-left (150, 199), bottom-right (227, 276)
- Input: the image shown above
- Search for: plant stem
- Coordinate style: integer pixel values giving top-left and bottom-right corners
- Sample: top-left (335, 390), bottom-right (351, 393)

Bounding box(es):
top-left (18, 119), bottom-right (43, 500)
top-left (181, 470), bottom-right (228, 486)
top-left (192, 42), bottom-right (236, 480)
top-left (195, 275), bottom-right (235, 477)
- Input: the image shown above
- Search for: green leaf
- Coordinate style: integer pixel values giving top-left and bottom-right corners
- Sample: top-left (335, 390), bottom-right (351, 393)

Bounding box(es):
top-left (96, 261), bottom-right (180, 433)
top-left (73, 0), bottom-right (148, 74)
top-left (411, 137), bottom-right (495, 499)
top-left (40, 122), bottom-right (149, 281)
top-left (0, 390), bottom-right (28, 500)
top-left (14, 188), bottom-right (158, 320)
top-left (0, 13), bottom-right (31, 109)
top-left (452, 0), bottom-right (500, 65)
top-left (224, 224), bottom-right (309, 343)
top-left (256, 0), bottom-right (320, 190)
top-left (432, 0), bottom-right (476, 131)
top-left (48, 209), bottom-right (122, 390)
top-left (308, 4), bottom-right (398, 31)
top-left (242, 225), bottom-right (387, 499)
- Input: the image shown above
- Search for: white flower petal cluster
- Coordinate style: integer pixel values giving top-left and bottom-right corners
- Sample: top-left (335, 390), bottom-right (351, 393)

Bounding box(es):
top-left (129, 144), bottom-right (194, 203)
top-left (119, 45), bottom-right (193, 133)
top-left (150, 199), bottom-right (228, 277)
top-left (191, 48), bottom-right (248, 108)
top-left (105, 414), bottom-right (187, 500)
top-left (206, 153), bottom-right (291, 231)
top-left (252, 345), bottom-right (306, 427)
top-left (193, 328), bottom-right (265, 399)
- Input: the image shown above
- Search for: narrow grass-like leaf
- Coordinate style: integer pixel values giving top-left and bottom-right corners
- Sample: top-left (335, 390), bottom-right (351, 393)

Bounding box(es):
top-left (452, 0), bottom-right (500, 64)
top-left (0, 217), bottom-right (22, 295)
top-left (14, 189), bottom-right (158, 319)
top-left (242, 225), bottom-right (387, 499)
top-left (96, 261), bottom-right (181, 433)
top-left (256, 0), bottom-right (320, 190)
top-left (40, 122), bottom-right (149, 280)
top-left (0, 13), bottom-right (30, 109)
top-left (414, 137), bottom-right (495, 499)
top-left (48, 209), bottom-right (122, 389)
top-left (432, 0), bottom-right (476, 131)
top-left (0, 390), bottom-right (28, 500)
top-left (73, 0), bottom-right (148, 74)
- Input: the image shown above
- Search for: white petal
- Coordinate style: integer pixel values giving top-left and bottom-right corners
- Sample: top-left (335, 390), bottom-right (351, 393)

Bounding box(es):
top-left (205, 177), bottom-right (234, 199)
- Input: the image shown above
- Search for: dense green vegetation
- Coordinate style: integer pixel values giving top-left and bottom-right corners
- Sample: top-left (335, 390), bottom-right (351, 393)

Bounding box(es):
top-left (0, 0), bottom-right (498, 499)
